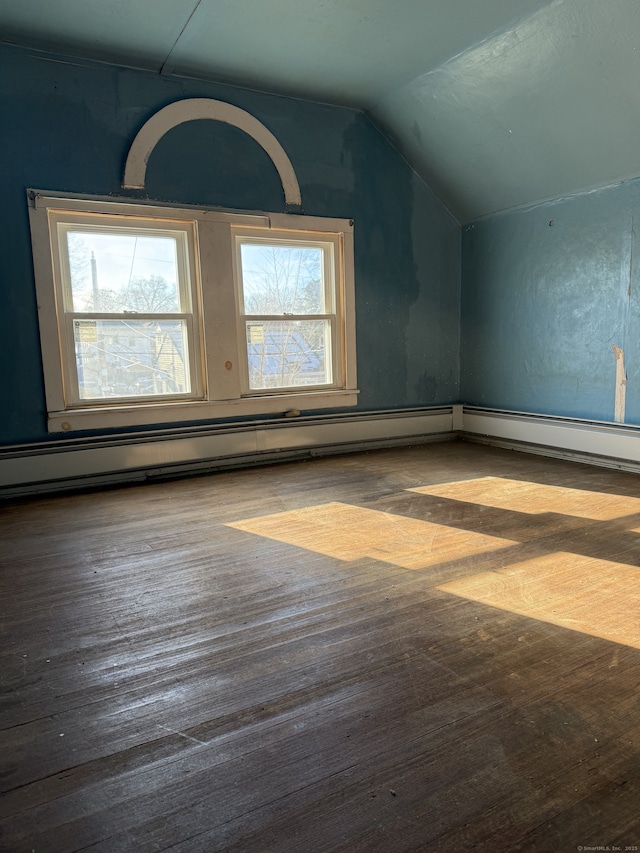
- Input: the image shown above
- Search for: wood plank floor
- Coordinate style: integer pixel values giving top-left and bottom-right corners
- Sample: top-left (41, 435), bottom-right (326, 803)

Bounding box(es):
top-left (2, 439), bottom-right (640, 852)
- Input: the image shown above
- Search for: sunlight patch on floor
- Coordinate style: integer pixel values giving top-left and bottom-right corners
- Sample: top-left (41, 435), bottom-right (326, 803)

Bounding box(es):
top-left (409, 477), bottom-right (640, 521)
top-left (227, 502), bottom-right (517, 570)
top-left (438, 551), bottom-right (640, 648)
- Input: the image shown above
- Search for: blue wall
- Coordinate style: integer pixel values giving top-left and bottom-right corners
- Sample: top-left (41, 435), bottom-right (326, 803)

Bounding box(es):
top-left (461, 179), bottom-right (640, 424)
top-left (0, 43), bottom-right (460, 446)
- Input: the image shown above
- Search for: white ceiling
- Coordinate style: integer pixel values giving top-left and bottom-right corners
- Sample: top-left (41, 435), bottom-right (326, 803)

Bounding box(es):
top-left (2, 0), bottom-right (639, 222)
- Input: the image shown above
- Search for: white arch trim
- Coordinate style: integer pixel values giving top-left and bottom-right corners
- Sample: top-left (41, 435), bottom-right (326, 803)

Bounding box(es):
top-left (122, 98), bottom-right (302, 206)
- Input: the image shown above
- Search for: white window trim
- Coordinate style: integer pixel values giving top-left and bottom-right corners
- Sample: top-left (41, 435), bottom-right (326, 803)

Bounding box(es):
top-left (122, 98), bottom-right (302, 206)
top-left (28, 192), bottom-right (358, 433)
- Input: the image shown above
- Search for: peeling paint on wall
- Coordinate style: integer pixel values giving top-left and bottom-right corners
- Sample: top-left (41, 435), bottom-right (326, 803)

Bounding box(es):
top-left (612, 344), bottom-right (626, 423)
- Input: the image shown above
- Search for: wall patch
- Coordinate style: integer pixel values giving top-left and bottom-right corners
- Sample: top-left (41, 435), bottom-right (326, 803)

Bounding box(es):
top-left (612, 344), bottom-right (626, 423)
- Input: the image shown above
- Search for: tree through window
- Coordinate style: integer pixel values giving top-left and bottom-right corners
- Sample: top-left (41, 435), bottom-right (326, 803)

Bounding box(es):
top-left (236, 235), bottom-right (337, 391)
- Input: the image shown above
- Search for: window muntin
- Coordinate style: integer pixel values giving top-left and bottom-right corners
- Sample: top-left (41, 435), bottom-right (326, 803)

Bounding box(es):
top-left (29, 195), bottom-right (357, 432)
top-left (235, 231), bottom-right (341, 394)
top-left (49, 213), bottom-right (202, 406)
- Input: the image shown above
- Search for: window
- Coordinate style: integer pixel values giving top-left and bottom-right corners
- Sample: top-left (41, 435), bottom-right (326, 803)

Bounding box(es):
top-left (29, 194), bottom-right (357, 432)
top-left (235, 229), bottom-right (341, 392)
top-left (50, 213), bottom-right (202, 406)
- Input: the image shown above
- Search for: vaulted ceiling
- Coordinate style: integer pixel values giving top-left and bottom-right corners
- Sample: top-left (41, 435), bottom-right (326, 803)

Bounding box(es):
top-left (2, 0), bottom-right (640, 222)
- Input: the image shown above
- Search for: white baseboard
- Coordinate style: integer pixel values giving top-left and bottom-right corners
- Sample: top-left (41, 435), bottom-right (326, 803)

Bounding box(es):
top-left (0, 407), bottom-right (455, 497)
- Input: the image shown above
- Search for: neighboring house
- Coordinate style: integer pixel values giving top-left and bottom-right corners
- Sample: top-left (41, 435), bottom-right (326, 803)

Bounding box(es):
top-left (76, 320), bottom-right (187, 399)
top-left (247, 324), bottom-right (325, 389)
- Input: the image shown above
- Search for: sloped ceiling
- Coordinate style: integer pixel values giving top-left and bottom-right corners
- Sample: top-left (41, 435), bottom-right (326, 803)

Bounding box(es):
top-left (1, 0), bottom-right (639, 222)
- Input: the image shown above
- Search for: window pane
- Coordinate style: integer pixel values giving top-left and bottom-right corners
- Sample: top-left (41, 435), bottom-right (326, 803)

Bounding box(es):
top-left (65, 229), bottom-right (182, 313)
top-left (240, 243), bottom-right (325, 314)
top-left (246, 320), bottom-right (331, 389)
top-left (73, 319), bottom-right (190, 399)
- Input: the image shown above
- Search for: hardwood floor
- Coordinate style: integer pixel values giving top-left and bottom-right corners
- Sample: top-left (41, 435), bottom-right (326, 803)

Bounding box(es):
top-left (1, 440), bottom-right (640, 852)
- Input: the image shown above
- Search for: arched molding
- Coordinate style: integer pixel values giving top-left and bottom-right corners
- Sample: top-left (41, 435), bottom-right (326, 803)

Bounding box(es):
top-left (122, 98), bottom-right (302, 206)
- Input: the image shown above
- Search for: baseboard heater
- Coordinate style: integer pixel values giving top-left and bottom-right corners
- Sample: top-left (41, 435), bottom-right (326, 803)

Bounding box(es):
top-left (0, 407), bottom-right (455, 497)
top-left (461, 407), bottom-right (640, 473)
top-left (4, 406), bottom-right (640, 497)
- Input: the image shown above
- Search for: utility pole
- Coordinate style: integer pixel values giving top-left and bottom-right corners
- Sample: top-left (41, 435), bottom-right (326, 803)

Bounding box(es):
top-left (91, 251), bottom-right (100, 311)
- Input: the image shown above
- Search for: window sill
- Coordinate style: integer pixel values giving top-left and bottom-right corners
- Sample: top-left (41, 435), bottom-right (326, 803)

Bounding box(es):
top-left (46, 390), bottom-right (360, 433)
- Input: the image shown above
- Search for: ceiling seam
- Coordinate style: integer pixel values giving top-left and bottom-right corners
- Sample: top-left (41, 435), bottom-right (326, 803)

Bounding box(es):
top-left (159, 0), bottom-right (204, 76)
